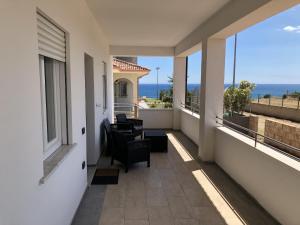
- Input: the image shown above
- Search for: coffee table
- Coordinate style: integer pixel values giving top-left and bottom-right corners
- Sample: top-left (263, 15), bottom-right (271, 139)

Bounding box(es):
top-left (144, 130), bottom-right (168, 152)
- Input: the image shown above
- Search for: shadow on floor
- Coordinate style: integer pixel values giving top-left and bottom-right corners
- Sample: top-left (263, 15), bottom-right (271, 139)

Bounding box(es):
top-left (170, 131), bottom-right (279, 225)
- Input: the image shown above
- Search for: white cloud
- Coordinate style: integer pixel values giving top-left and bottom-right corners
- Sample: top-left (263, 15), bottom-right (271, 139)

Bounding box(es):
top-left (283, 25), bottom-right (300, 33)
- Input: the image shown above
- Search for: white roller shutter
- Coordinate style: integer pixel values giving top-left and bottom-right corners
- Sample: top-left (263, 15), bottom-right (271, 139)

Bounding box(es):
top-left (37, 13), bottom-right (66, 62)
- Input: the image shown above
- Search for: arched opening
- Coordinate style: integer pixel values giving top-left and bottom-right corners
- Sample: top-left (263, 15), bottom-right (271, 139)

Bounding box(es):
top-left (114, 78), bottom-right (133, 104)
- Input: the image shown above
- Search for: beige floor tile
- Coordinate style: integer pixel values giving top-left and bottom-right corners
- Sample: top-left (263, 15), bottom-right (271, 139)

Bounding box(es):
top-left (144, 175), bottom-right (162, 189)
top-left (149, 218), bottom-right (174, 225)
top-left (103, 189), bottom-right (125, 208)
top-left (147, 206), bottom-right (173, 220)
top-left (125, 195), bottom-right (147, 208)
top-left (167, 196), bottom-right (191, 219)
top-left (125, 184), bottom-right (146, 198)
top-left (162, 181), bottom-right (184, 197)
top-left (125, 220), bottom-right (149, 225)
top-left (182, 187), bottom-right (211, 207)
top-left (99, 208), bottom-right (124, 225)
top-left (146, 188), bottom-right (168, 207)
top-left (174, 219), bottom-right (199, 225)
top-left (190, 206), bottom-right (225, 225)
top-left (125, 207), bottom-right (148, 220)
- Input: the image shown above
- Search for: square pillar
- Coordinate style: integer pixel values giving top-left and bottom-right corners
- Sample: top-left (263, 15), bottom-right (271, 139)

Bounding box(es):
top-left (173, 57), bottom-right (187, 130)
top-left (199, 38), bottom-right (226, 161)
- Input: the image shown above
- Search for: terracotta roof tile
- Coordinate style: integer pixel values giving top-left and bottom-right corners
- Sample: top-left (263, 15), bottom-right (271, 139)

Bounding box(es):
top-left (113, 58), bottom-right (150, 73)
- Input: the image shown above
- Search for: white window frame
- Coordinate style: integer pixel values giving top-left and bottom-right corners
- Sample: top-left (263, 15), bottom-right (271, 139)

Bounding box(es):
top-left (39, 55), bottom-right (68, 159)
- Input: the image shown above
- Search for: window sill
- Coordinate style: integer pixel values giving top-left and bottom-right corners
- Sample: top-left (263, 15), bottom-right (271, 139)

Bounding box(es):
top-left (39, 143), bottom-right (77, 185)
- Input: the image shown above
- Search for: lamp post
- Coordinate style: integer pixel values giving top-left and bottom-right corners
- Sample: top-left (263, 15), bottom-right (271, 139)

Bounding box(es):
top-left (232, 33), bottom-right (238, 88)
top-left (156, 67), bottom-right (160, 99)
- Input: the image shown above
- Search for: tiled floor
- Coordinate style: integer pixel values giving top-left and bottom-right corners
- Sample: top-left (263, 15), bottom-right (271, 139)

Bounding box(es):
top-left (72, 131), bottom-right (279, 225)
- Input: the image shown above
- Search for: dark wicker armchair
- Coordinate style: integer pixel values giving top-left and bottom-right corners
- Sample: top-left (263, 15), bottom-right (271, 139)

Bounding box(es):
top-left (103, 118), bottom-right (134, 155)
top-left (116, 113), bottom-right (143, 137)
top-left (111, 130), bottom-right (150, 173)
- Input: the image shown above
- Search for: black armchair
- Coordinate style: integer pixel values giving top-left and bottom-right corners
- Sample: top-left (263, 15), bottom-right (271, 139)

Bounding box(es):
top-left (103, 118), bottom-right (133, 155)
top-left (111, 130), bottom-right (151, 173)
top-left (116, 113), bottom-right (143, 137)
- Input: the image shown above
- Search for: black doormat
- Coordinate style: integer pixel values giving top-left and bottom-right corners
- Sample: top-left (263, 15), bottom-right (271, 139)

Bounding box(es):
top-left (91, 168), bottom-right (119, 185)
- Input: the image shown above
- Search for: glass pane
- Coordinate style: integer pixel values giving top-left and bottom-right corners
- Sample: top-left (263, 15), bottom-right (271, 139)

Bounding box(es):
top-left (44, 57), bottom-right (56, 142)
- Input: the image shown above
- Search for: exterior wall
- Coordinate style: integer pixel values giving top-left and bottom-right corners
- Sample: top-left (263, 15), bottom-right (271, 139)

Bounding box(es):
top-left (180, 109), bottom-right (200, 145)
top-left (139, 109), bottom-right (173, 129)
top-left (0, 1), bottom-right (112, 225)
top-left (247, 103), bottom-right (300, 122)
top-left (265, 119), bottom-right (300, 158)
top-left (215, 127), bottom-right (300, 225)
top-left (114, 73), bottom-right (139, 104)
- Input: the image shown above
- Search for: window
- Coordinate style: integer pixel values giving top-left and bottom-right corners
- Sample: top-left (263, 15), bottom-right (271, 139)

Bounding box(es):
top-left (103, 62), bottom-right (107, 110)
top-left (115, 80), bottom-right (128, 97)
top-left (39, 56), bottom-right (68, 158)
top-left (119, 81), bottom-right (127, 97)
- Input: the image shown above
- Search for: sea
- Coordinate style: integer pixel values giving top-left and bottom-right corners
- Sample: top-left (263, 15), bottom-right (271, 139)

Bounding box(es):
top-left (139, 84), bottom-right (300, 99)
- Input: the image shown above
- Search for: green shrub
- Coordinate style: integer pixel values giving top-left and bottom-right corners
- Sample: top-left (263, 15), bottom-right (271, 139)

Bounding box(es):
top-left (224, 80), bottom-right (255, 115)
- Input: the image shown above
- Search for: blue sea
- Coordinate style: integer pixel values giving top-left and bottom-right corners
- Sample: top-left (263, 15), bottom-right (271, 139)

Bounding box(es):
top-left (139, 84), bottom-right (300, 99)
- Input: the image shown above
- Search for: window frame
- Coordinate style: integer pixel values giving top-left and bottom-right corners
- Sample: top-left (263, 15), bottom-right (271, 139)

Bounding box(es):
top-left (39, 55), bottom-right (68, 158)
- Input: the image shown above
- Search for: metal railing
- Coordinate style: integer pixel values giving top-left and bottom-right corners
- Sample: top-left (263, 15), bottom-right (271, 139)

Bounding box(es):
top-left (255, 95), bottom-right (300, 109)
top-left (114, 103), bottom-right (142, 118)
top-left (181, 100), bottom-right (200, 115)
top-left (216, 116), bottom-right (300, 161)
top-left (184, 96), bottom-right (200, 114)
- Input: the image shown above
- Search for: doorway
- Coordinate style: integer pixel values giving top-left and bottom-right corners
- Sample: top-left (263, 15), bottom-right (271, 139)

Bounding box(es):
top-left (84, 53), bottom-right (96, 166)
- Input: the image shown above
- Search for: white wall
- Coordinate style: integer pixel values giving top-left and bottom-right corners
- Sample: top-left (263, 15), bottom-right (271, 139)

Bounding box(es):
top-left (139, 109), bottom-right (173, 129)
top-left (180, 109), bottom-right (199, 145)
top-left (0, 1), bottom-right (112, 225)
top-left (215, 127), bottom-right (300, 225)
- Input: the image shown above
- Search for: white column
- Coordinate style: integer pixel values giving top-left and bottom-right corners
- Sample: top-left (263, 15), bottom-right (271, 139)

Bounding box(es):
top-left (199, 38), bottom-right (226, 161)
top-left (173, 57), bottom-right (187, 130)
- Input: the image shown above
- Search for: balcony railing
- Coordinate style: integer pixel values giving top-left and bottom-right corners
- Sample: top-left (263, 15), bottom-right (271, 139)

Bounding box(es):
top-left (114, 103), bottom-right (141, 118)
top-left (216, 116), bottom-right (300, 161)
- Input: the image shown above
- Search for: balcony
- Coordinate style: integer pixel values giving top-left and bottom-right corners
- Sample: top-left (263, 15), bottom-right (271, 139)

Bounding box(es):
top-left (1, 1), bottom-right (300, 225)
top-left (73, 131), bottom-right (278, 225)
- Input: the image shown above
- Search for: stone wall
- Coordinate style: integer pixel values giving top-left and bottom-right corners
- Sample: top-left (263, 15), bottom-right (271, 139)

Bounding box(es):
top-left (246, 103), bottom-right (300, 122)
top-left (265, 119), bottom-right (300, 158)
top-left (249, 115), bottom-right (258, 133)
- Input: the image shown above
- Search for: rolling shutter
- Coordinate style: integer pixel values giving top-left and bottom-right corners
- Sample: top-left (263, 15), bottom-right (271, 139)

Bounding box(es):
top-left (37, 13), bottom-right (66, 62)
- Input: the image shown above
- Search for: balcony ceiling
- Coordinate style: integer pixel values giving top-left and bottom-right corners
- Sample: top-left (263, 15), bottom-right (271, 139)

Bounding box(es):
top-left (85, 0), bottom-right (230, 47)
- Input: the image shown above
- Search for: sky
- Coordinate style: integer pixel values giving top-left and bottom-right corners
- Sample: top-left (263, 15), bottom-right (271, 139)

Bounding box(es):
top-left (138, 4), bottom-right (300, 84)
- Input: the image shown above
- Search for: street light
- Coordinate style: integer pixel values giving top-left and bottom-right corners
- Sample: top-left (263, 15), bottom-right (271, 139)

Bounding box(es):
top-left (156, 67), bottom-right (160, 99)
top-left (232, 33), bottom-right (238, 88)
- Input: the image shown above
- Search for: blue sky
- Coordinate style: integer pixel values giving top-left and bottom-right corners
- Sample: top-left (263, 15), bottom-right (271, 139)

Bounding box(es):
top-left (138, 4), bottom-right (300, 84)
